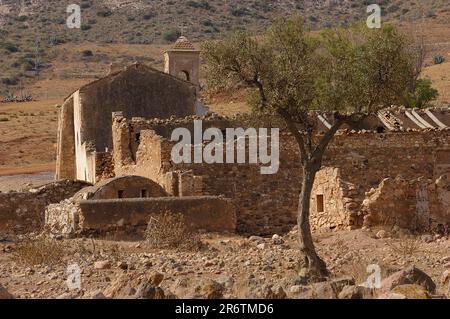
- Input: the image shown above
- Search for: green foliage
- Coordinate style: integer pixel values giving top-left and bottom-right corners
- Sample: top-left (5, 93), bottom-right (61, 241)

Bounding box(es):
top-left (82, 49), bottom-right (93, 57)
top-left (187, 1), bottom-right (212, 10)
top-left (202, 18), bottom-right (417, 117)
top-left (163, 29), bottom-right (181, 42)
top-left (16, 15), bottom-right (28, 22)
top-left (80, 24), bottom-right (92, 31)
top-left (143, 11), bottom-right (157, 20)
top-left (97, 10), bottom-right (112, 17)
top-left (403, 79), bottom-right (439, 108)
top-left (2, 43), bottom-right (19, 53)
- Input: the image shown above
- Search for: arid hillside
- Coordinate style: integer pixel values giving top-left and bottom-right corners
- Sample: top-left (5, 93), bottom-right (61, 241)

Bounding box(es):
top-left (1, 0), bottom-right (450, 92)
top-left (0, 1), bottom-right (449, 173)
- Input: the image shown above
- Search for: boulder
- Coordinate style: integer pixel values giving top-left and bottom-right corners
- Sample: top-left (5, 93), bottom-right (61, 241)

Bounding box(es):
top-left (148, 271), bottom-right (164, 286)
top-left (199, 279), bottom-right (224, 299)
top-left (391, 284), bottom-right (430, 299)
top-left (376, 230), bottom-right (387, 239)
top-left (134, 282), bottom-right (165, 299)
top-left (94, 260), bottom-right (112, 270)
top-left (0, 284), bottom-right (14, 299)
top-left (380, 266), bottom-right (436, 293)
top-left (308, 277), bottom-right (355, 299)
top-left (442, 270), bottom-right (450, 286)
top-left (262, 285), bottom-right (287, 299)
top-left (338, 285), bottom-right (374, 299)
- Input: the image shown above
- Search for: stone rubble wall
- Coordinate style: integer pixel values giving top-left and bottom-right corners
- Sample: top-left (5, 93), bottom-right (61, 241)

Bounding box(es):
top-left (0, 180), bottom-right (90, 234)
top-left (362, 176), bottom-right (450, 232)
top-left (45, 196), bottom-right (236, 238)
top-left (310, 167), bottom-right (361, 232)
top-left (111, 114), bottom-right (450, 235)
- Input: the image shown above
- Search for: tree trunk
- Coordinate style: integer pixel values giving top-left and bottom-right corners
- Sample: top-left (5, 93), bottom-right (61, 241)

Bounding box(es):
top-left (297, 163), bottom-right (329, 280)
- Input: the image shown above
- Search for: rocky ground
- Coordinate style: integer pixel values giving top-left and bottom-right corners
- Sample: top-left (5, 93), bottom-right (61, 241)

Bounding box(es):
top-left (0, 172), bottom-right (54, 192)
top-left (0, 227), bottom-right (449, 299)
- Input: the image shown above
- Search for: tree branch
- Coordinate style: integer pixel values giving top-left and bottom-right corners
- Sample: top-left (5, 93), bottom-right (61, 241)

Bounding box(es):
top-left (277, 108), bottom-right (308, 165)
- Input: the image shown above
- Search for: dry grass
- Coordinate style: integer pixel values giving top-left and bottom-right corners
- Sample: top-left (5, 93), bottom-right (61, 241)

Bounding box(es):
top-left (386, 236), bottom-right (422, 261)
top-left (145, 212), bottom-right (202, 251)
top-left (12, 237), bottom-right (67, 267)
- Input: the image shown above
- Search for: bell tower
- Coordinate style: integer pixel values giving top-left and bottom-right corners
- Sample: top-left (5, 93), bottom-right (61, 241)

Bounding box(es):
top-left (164, 36), bottom-right (200, 91)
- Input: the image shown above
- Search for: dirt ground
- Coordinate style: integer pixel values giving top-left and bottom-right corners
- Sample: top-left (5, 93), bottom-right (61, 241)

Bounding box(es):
top-left (0, 172), bottom-right (54, 192)
top-left (0, 228), bottom-right (448, 299)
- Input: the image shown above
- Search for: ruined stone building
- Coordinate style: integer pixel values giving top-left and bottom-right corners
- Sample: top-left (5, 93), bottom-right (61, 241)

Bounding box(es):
top-left (56, 37), bottom-right (202, 184)
top-left (44, 37), bottom-right (450, 238)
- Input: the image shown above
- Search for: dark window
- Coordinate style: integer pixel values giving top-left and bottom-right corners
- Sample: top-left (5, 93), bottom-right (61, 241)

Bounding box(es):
top-left (118, 190), bottom-right (124, 198)
top-left (141, 189), bottom-right (148, 198)
top-left (376, 126), bottom-right (385, 133)
top-left (316, 194), bottom-right (324, 213)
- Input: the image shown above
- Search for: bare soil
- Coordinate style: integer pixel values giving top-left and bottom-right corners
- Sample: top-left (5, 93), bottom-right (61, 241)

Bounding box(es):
top-left (0, 229), bottom-right (448, 299)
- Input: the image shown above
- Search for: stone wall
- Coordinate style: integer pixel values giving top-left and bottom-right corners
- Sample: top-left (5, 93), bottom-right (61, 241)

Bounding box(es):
top-left (0, 180), bottom-right (90, 234)
top-left (362, 176), bottom-right (450, 232)
top-left (56, 63), bottom-right (197, 182)
top-left (310, 167), bottom-right (361, 232)
top-left (45, 196), bottom-right (236, 238)
top-left (75, 175), bottom-right (167, 200)
top-left (111, 114), bottom-right (450, 235)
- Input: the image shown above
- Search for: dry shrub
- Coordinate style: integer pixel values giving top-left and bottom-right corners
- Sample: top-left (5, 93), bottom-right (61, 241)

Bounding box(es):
top-left (145, 212), bottom-right (202, 251)
top-left (386, 236), bottom-right (421, 261)
top-left (12, 238), bottom-right (67, 266)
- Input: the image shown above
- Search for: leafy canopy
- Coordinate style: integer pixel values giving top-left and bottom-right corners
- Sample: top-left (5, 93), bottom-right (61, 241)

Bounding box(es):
top-left (202, 17), bottom-right (423, 120)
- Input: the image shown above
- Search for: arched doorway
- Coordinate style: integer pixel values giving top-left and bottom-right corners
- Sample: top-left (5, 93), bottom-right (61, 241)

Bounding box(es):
top-left (177, 70), bottom-right (190, 82)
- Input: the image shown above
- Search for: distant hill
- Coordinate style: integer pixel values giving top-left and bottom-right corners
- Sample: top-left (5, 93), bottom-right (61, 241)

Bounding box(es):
top-left (0, 0), bottom-right (449, 95)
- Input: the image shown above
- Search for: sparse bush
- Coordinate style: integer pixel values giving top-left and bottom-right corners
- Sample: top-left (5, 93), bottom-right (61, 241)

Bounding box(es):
top-left (16, 15), bottom-right (28, 22)
top-left (48, 36), bottom-right (65, 45)
top-left (97, 10), bottom-right (113, 17)
top-left (163, 29), bottom-right (181, 42)
top-left (403, 79), bottom-right (439, 108)
top-left (387, 5), bottom-right (400, 13)
top-left (230, 7), bottom-right (249, 17)
top-left (80, 24), bottom-right (91, 31)
top-left (145, 212), bottom-right (202, 251)
top-left (143, 11), bottom-right (157, 20)
top-left (54, 18), bottom-right (66, 25)
top-left (1, 77), bottom-right (18, 85)
top-left (386, 236), bottom-right (421, 261)
top-left (2, 43), bottom-right (19, 53)
top-left (12, 238), bottom-right (67, 266)
top-left (202, 20), bottom-right (214, 27)
top-left (82, 49), bottom-right (93, 57)
top-left (187, 1), bottom-right (212, 10)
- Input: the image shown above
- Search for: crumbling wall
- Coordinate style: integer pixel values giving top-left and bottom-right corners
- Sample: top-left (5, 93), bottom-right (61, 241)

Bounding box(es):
top-left (362, 176), bottom-right (450, 232)
top-left (74, 175), bottom-right (167, 200)
top-left (0, 180), bottom-right (90, 234)
top-left (111, 114), bottom-right (450, 235)
top-left (95, 151), bottom-right (114, 182)
top-left (76, 63), bottom-right (196, 154)
top-left (310, 167), bottom-right (361, 232)
top-left (45, 196), bottom-right (236, 238)
top-left (55, 96), bottom-right (76, 180)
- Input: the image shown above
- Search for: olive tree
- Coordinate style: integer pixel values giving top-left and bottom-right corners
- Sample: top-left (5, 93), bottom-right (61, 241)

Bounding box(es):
top-left (202, 18), bottom-right (422, 279)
